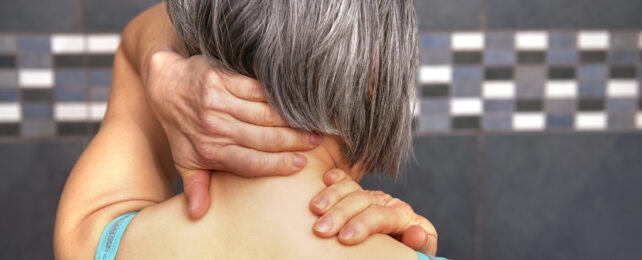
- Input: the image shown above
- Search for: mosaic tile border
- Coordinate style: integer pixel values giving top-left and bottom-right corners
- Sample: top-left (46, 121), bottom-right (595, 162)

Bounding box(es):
top-left (0, 31), bottom-right (641, 138)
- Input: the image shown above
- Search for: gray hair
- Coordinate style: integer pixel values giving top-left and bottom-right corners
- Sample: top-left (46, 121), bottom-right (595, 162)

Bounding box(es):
top-left (167, 0), bottom-right (418, 178)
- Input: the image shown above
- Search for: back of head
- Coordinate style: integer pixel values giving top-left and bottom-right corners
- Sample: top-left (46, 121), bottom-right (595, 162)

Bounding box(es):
top-left (167, 0), bottom-right (418, 178)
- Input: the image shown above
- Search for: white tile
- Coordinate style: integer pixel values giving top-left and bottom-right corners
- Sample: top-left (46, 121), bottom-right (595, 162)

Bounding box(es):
top-left (87, 34), bottom-right (120, 54)
top-left (578, 31), bottom-right (609, 50)
top-left (482, 81), bottom-right (515, 99)
top-left (51, 34), bottom-right (85, 54)
top-left (512, 113), bottom-right (545, 131)
top-left (515, 31), bottom-right (548, 50)
top-left (545, 81), bottom-right (578, 98)
top-left (607, 80), bottom-right (638, 98)
top-left (0, 103), bottom-right (21, 122)
top-left (18, 69), bottom-right (54, 88)
top-left (419, 66), bottom-right (452, 83)
top-left (451, 32), bottom-right (484, 50)
top-left (90, 102), bottom-right (107, 121)
top-left (54, 102), bottom-right (89, 121)
top-left (636, 112), bottom-right (642, 129)
top-left (450, 98), bottom-right (482, 116)
top-left (575, 112), bottom-right (606, 130)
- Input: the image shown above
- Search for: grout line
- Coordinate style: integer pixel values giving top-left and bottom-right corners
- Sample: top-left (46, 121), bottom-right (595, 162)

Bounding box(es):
top-left (474, 133), bottom-right (485, 260)
top-left (481, 0), bottom-right (488, 31)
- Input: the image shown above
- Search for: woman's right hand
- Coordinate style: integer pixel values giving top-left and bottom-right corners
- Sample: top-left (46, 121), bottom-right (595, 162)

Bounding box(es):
top-left (145, 50), bottom-right (322, 219)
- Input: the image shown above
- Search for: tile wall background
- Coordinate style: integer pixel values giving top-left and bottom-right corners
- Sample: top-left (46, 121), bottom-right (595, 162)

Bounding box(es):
top-left (1, 0), bottom-right (642, 259)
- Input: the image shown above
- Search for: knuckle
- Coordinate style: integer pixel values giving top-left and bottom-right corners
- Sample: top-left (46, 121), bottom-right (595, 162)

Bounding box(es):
top-left (264, 130), bottom-right (286, 146)
top-left (245, 154), bottom-right (267, 172)
top-left (200, 114), bottom-right (228, 136)
top-left (194, 142), bottom-right (220, 161)
top-left (262, 106), bottom-right (280, 124)
top-left (278, 153), bottom-right (293, 170)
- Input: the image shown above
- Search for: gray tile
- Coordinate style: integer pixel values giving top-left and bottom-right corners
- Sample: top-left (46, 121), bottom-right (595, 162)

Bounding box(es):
top-left (0, 141), bottom-right (88, 260)
top-left (84, 0), bottom-right (162, 31)
top-left (484, 100), bottom-right (514, 113)
top-left (610, 32), bottom-right (639, 49)
top-left (482, 112), bottom-right (512, 131)
top-left (89, 69), bottom-right (112, 86)
top-left (54, 88), bottom-right (88, 102)
top-left (515, 66), bottom-right (546, 83)
top-left (453, 66), bottom-right (482, 81)
top-left (546, 115), bottom-right (574, 129)
top-left (21, 120), bottom-right (55, 138)
top-left (488, 0), bottom-right (642, 29)
top-left (484, 50), bottom-right (516, 66)
top-left (609, 50), bottom-right (638, 64)
top-left (545, 99), bottom-right (575, 115)
top-left (0, 89), bottom-right (18, 102)
top-left (483, 133), bottom-right (642, 259)
top-left (0, 0), bottom-right (80, 32)
top-left (577, 65), bottom-right (608, 81)
top-left (361, 134), bottom-right (478, 260)
top-left (420, 50), bottom-right (452, 65)
top-left (21, 89), bottom-right (53, 102)
top-left (486, 32), bottom-right (514, 50)
top-left (17, 52), bottom-right (52, 68)
top-left (608, 112), bottom-right (635, 129)
top-left (414, 0), bottom-right (482, 30)
top-left (547, 50), bottom-right (578, 65)
top-left (417, 114), bottom-right (450, 132)
top-left (55, 70), bottom-right (86, 88)
top-left (0, 35), bottom-right (17, 53)
top-left (453, 51), bottom-right (482, 65)
top-left (606, 98), bottom-right (637, 112)
top-left (17, 36), bottom-right (50, 52)
top-left (0, 123), bottom-right (19, 136)
top-left (516, 82), bottom-right (544, 98)
top-left (451, 81), bottom-right (481, 97)
top-left (420, 98), bottom-right (449, 115)
top-left (578, 81), bottom-right (606, 98)
top-left (452, 116), bottom-right (480, 130)
top-left (420, 33), bottom-right (450, 50)
top-left (549, 32), bottom-right (576, 49)
top-left (22, 103), bottom-right (53, 119)
top-left (0, 69), bottom-right (17, 87)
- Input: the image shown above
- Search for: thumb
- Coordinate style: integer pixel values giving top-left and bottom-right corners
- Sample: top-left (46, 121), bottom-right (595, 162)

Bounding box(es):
top-left (180, 169), bottom-right (212, 220)
top-left (401, 225), bottom-right (428, 251)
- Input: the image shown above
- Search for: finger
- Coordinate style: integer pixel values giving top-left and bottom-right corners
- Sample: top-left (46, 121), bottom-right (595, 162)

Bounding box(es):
top-left (337, 203), bottom-right (414, 245)
top-left (226, 97), bottom-right (289, 127)
top-left (217, 145), bottom-right (307, 176)
top-left (313, 191), bottom-right (380, 237)
top-left (179, 169), bottom-right (212, 220)
top-left (231, 123), bottom-right (322, 152)
top-left (322, 169), bottom-right (349, 186)
top-left (309, 179), bottom-right (364, 215)
top-left (402, 225), bottom-right (438, 256)
top-left (221, 74), bottom-right (267, 102)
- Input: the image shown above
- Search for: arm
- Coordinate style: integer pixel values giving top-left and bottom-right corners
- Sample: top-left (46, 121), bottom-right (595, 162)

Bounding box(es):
top-left (54, 46), bottom-right (174, 259)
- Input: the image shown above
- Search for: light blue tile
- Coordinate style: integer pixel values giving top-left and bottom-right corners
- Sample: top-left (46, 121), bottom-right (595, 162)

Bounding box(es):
top-left (54, 88), bottom-right (87, 102)
top-left (17, 36), bottom-right (50, 52)
top-left (0, 89), bottom-right (18, 101)
top-left (484, 50), bottom-right (515, 65)
top-left (578, 65), bottom-right (608, 81)
top-left (0, 35), bottom-right (17, 53)
top-left (418, 114), bottom-right (450, 132)
top-left (420, 33), bottom-right (450, 50)
top-left (549, 32), bottom-right (576, 49)
top-left (484, 100), bottom-right (514, 113)
top-left (17, 52), bottom-right (52, 68)
top-left (453, 66), bottom-right (483, 81)
top-left (609, 50), bottom-right (638, 64)
top-left (451, 81), bottom-right (481, 97)
top-left (22, 103), bottom-right (53, 119)
top-left (516, 82), bottom-right (544, 98)
top-left (607, 112), bottom-right (635, 130)
top-left (0, 69), bottom-right (17, 86)
top-left (420, 50), bottom-right (452, 65)
top-left (578, 81), bottom-right (606, 98)
top-left (420, 98), bottom-right (449, 115)
top-left (545, 99), bottom-right (575, 115)
top-left (55, 69), bottom-right (86, 88)
top-left (606, 98), bottom-right (637, 112)
top-left (482, 112), bottom-right (512, 131)
top-left (90, 69), bottom-right (112, 86)
top-left (486, 32), bottom-right (514, 50)
top-left (547, 50), bottom-right (578, 65)
top-left (21, 120), bottom-right (55, 138)
top-left (546, 115), bottom-right (574, 130)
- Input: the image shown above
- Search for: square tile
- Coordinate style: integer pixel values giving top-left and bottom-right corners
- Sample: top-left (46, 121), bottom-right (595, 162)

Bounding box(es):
top-left (0, 35), bottom-right (17, 53)
top-left (607, 80), bottom-right (638, 98)
top-left (453, 51), bottom-right (482, 64)
top-left (417, 114), bottom-right (450, 132)
top-left (0, 55), bottom-right (16, 68)
top-left (610, 65), bottom-right (637, 79)
top-left (54, 102), bottom-right (89, 121)
top-left (575, 112), bottom-right (607, 130)
top-left (607, 112), bottom-right (635, 130)
top-left (57, 122), bottom-right (89, 136)
top-left (21, 120), bottom-right (55, 138)
top-left (484, 100), bottom-right (514, 113)
top-left (545, 81), bottom-right (578, 99)
top-left (548, 67), bottom-right (576, 79)
top-left (485, 32), bottom-right (514, 50)
top-left (512, 112), bottom-right (545, 131)
top-left (420, 33), bottom-right (451, 50)
top-left (0, 89), bottom-right (18, 102)
top-left (17, 36), bottom-right (50, 52)
top-left (451, 32), bottom-right (484, 50)
top-left (0, 69), bottom-right (17, 87)
top-left (452, 116), bottom-right (480, 129)
top-left (484, 67), bottom-right (514, 80)
top-left (414, 0), bottom-right (482, 30)
top-left (21, 89), bottom-right (53, 102)
top-left (0, 103), bottom-right (21, 122)
top-left (87, 34), bottom-right (120, 54)
top-left (548, 31), bottom-right (576, 49)
top-left (609, 50), bottom-right (638, 64)
top-left (606, 98), bottom-right (637, 112)
top-left (482, 112), bottom-right (512, 131)
top-left (610, 32), bottom-right (639, 49)
top-left (88, 54), bottom-right (114, 68)
top-left (51, 34), bottom-right (85, 54)
top-left (580, 51), bottom-right (607, 63)
top-left (515, 66), bottom-right (546, 82)
top-left (90, 86), bottom-right (110, 102)
top-left (483, 81), bottom-right (515, 99)
top-left (546, 115), bottom-right (574, 130)
top-left (420, 50), bottom-right (452, 65)
top-left (450, 98), bottom-right (483, 116)
top-left (545, 99), bottom-right (576, 115)
top-left (515, 82), bottom-right (544, 99)
top-left (517, 51), bottom-right (546, 64)
top-left (452, 66), bottom-right (483, 81)
top-left (516, 99), bottom-right (543, 111)
top-left (515, 31), bottom-right (548, 50)
top-left (55, 69), bottom-right (86, 88)
top-left (578, 65), bottom-right (608, 81)
top-left (54, 88), bottom-right (88, 102)
top-left (89, 69), bottom-right (113, 86)
top-left (54, 55), bottom-right (85, 68)
top-left (419, 66), bottom-right (452, 84)
top-left (0, 123), bottom-right (19, 136)
top-left (578, 98), bottom-right (605, 111)
top-left (18, 69), bottom-right (54, 88)
top-left (89, 102), bottom-right (107, 121)
top-left (17, 52), bottom-right (52, 68)
top-left (484, 50), bottom-right (516, 65)
top-left (421, 84), bottom-right (450, 97)
top-left (578, 31), bottom-right (610, 50)
top-left (547, 49), bottom-right (578, 65)
top-left (420, 98), bottom-right (450, 115)
top-left (578, 81), bottom-right (606, 98)
top-left (451, 81), bottom-right (481, 97)
top-left (22, 102), bottom-right (53, 119)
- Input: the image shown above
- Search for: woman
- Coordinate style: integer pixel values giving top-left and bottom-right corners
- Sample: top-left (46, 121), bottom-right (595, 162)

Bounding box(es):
top-left (54, 0), bottom-right (444, 259)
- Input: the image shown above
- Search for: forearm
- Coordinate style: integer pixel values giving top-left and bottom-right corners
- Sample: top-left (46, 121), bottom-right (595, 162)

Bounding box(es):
top-left (121, 2), bottom-right (186, 83)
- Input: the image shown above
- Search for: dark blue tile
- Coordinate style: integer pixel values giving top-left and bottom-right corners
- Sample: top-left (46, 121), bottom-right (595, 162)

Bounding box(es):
top-left (0, 89), bottom-right (18, 102)
top-left (21, 103), bottom-right (53, 119)
top-left (55, 70), bottom-right (86, 88)
top-left (361, 134), bottom-right (478, 260)
top-left (485, 32), bottom-right (514, 50)
top-left (0, 0), bottom-right (80, 32)
top-left (606, 98), bottom-right (637, 112)
top-left (420, 33), bottom-right (450, 50)
top-left (547, 50), bottom-right (578, 65)
top-left (549, 32), bottom-right (576, 49)
top-left (89, 69), bottom-right (112, 86)
top-left (488, 0), bottom-right (642, 29)
top-left (54, 88), bottom-right (88, 102)
top-left (484, 100), bottom-right (514, 113)
top-left (483, 133), bottom-right (642, 259)
top-left (415, 0), bottom-right (482, 30)
top-left (484, 50), bottom-right (516, 65)
top-left (609, 50), bottom-right (638, 64)
top-left (17, 36), bottom-right (50, 52)
top-left (420, 98), bottom-right (449, 115)
top-left (546, 115), bottom-right (574, 129)
top-left (453, 66), bottom-right (483, 81)
top-left (578, 81), bottom-right (606, 98)
top-left (482, 112), bottom-right (512, 131)
top-left (0, 141), bottom-right (88, 259)
top-left (577, 65), bottom-right (608, 81)
top-left (84, 0), bottom-right (162, 31)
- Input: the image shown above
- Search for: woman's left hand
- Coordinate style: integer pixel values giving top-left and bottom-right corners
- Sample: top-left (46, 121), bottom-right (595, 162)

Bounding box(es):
top-left (309, 169), bottom-right (438, 256)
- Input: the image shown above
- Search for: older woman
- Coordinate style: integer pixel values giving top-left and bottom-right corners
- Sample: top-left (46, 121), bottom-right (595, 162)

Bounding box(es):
top-left (54, 0), bottom-right (445, 259)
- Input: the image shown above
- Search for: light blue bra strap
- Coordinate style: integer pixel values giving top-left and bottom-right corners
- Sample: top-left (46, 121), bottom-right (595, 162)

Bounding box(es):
top-left (95, 211), bottom-right (138, 260)
top-left (417, 251), bottom-right (448, 260)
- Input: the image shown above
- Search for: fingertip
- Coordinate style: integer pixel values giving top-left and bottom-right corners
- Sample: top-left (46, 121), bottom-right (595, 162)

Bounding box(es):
top-left (187, 183), bottom-right (211, 220)
top-left (401, 225), bottom-right (429, 251)
top-left (293, 153), bottom-right (307, 168)
top-left (338, 226), bottom-right (365, 246)
top-left (310, 133), bottom-right (323, 146)
top-left (323, 169), bottom-right (345, 185)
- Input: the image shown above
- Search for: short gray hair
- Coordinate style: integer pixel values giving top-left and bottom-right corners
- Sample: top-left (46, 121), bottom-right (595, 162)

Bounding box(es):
top-left (167, 0), bottom-right (418, 178)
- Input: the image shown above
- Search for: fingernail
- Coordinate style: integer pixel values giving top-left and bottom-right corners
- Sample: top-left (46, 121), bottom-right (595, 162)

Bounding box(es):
top-left (310, 133), bottom-right (322, 145)
top-left (327, 171), bottom-right (339, 181)
top-left (314, 218), bottom-right (333, 233)
top-left (293, 154), bottom-right (307, 167)
top-left (340, 227), bottom-right (357, 240)
top-left (314, 197), bottom-right (328, 210)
